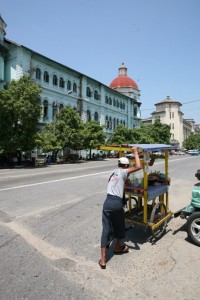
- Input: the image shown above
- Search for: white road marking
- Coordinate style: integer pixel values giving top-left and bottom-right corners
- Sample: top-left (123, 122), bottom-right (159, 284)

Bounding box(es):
top-left (0, 156), bottom-right (197, 192)
top-left (0, 171), bottom-right (110, 192)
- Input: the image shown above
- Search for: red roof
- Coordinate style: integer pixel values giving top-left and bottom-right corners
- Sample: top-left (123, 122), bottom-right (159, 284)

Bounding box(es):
top-left (109, 75), bottom-right (139, 90)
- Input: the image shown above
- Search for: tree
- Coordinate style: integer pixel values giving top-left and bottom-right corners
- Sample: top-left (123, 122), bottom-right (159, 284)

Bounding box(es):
top-left (36, 105), bottom-right (84, 160)
top-left (107, 120), bottom-right (171, 146)
top-left (0, 76), bottom-right (41, 154)
top-left (132, 125), bottom-right (154, 144)
top-left (107, 124), bottom-right (152, 145)
top-left (183, 133), bottom-right (200, 150)
top-left (149, 119), bottom-right (171, 144)
top-left (107, 125), bottom-right (133, 144)
top-left (82, 121), bottom-right (106, 159)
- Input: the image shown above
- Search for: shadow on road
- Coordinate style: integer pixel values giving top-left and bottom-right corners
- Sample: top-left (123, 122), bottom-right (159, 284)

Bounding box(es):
top-left (105, 224), bottom-right (172, 264)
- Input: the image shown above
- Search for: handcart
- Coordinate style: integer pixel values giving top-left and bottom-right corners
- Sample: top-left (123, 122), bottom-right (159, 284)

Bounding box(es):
top-left (99, 144), bottom-right (175, 239)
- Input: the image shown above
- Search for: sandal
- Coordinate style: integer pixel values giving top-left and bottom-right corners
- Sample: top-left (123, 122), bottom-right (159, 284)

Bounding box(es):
top-left (99, 260), bottom-right (106, 269)
top-left (113, 245), bottom-right (129, 255)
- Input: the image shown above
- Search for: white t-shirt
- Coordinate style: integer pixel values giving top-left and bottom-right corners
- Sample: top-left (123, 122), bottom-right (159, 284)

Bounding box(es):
top-left (107, 168), bottom-right (128, 198)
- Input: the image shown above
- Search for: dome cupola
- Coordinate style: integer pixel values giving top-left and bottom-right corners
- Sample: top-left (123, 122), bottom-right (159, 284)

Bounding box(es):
top-left (109, 63), bottom-right (139, 90)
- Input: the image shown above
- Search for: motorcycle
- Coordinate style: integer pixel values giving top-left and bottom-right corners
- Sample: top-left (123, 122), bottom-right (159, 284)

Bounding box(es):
top-left (174, 169), bottom-right (200, 246)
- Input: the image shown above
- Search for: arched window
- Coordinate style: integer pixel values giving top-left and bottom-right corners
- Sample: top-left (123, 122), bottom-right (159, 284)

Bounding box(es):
top-left (113, 118), bottom-right (116, 129)
top-left (52, 102), bottom-right (58, 119)
top-left (36, 68), bottom-right (41, 80)
top-left (113, 98), bottom-right (116, 106)
top-left (73, 82), bottom-right (77, 93)
top-left (67, 80), bottom-right (71, 90)
top-left (109, 117), bottom-right (112, 129)
top-left (105, 116), bottom-right (109, 129)
top-left (86, 87), bottom-right (91, 97)
top-left (43, 100), bottom-right (48, 120)
top-left (59, 77), bottom-right (65, 88)
top-left (117, 100), bottom-right (119, 108)
top-left (134, 107), bottom-right (137, 116)
top-left (94, 90), bottom-right (99, 100)
top-left (123, 120), bottom-right (125, 126)
top-left (53, 75), bottom-right (58, 86)
top-left (44, 71), bottom-right (49, 83)
top-left (37, 97), bottom-right (41, 105)
top-left (105, 96), bottom-right (109, 104)
top-left (109, 97), bottom-right (112, 105)
top-left (59, 103), bottom-right (64, 111)
top-left (120, 102), bottom-right (122, 109)
top-left (87, 110), bottom-right (91, 122)
top-left (94, 112), bottom-right (99, 122)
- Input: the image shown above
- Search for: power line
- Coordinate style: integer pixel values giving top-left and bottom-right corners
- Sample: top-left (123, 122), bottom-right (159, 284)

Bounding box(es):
top-left (182, 99), bottom-right (200, 104)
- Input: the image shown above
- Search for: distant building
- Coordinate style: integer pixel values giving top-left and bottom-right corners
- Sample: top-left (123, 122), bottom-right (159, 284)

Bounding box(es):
top-left (142, 96), bottom-right (195, 148)
top-left (0, 15), bottom-right (141, 139)
top-left (194, 123), bottom-right (200, 133)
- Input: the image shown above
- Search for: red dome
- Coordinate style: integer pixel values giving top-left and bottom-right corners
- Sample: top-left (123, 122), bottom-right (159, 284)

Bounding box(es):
top-left (109, 75), bottom-right (138, 90)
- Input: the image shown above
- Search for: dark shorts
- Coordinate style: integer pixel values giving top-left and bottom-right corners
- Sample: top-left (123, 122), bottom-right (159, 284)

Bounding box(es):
top-left (101, 194), bottom-right (125, 247)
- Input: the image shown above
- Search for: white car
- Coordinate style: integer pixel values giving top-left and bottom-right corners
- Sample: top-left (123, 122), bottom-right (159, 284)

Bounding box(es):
top-left (177, 151), bottom-right (185, 155)
top-left (189, 150), bottom-right (199, 156)
top-left (36, 154), bottom-right (47, 166)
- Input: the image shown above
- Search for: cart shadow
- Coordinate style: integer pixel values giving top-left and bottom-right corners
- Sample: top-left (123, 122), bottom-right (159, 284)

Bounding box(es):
top-left (172, 222), bottom-right (187, 235)
top-left (125, 224), bottom-right (171, 246)
top-left (105, 224), bottom-right (171, 263)
top-left (125, 225), bottom-right (152, 247)
top-left (172, 222), bottom-right (197, 246)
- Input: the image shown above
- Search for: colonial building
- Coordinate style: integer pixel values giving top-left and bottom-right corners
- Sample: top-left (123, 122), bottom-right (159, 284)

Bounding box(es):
top-left (0, 15), bottom-right (141, 139)
top-left (142, 96), bottom-right (195, 148)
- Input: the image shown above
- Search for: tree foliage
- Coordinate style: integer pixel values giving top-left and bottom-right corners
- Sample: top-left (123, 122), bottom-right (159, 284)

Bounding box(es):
top-left (35, 105), bottom-right (84, 157)
top-left (183, 133), bottom-right (200, 150)
top-left (149, 119), bottom-right (171, 144)
top-left (107, 125), bottom-right (133, 144)
top-left (0, 76), bottom-right (172, 160)
top-left (107, 120), bottom-right (171, 145)
top-left (0, 76), bottom-right (41, 154)
top-left (82, 120), bottom-right (106, 158)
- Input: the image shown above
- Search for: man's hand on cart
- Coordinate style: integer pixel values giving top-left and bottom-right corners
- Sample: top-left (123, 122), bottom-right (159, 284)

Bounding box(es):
top-left (127, 146), bottom-right (141, 174)
top-left (130, 146), bottom-right (138, 153)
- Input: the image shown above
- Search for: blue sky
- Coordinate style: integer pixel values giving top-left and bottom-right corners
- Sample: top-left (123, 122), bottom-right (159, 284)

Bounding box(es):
top-left (1, 0), bottom-right (200, 123)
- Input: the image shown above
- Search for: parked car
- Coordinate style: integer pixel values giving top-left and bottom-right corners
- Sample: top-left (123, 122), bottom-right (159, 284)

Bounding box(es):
top-left (56, 156), bottom-right (64, 163)
top-left (35, 154), bottom-right (47, 166)
top-left (188, 150), bottom-right (199, 156)
top-left (176, 151), bottom-right (185, 155)
top-left (126, 153), bottom-right (135, 159)
top-left (169, 150), bottom-right (176, 155)
top-left (152, 151), bottom-right (165, 157)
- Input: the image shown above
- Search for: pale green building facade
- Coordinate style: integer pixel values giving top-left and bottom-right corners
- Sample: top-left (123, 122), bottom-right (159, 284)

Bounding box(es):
top-left (0, 15), bottom-right (141, 139)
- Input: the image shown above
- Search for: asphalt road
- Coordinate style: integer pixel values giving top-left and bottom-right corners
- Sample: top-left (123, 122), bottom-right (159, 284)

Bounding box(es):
top-left (0, 155), bottom-right (200, 300)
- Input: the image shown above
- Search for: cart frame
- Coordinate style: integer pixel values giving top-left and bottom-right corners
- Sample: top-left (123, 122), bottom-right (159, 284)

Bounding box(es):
top-left (99, 143), bottom-right (175, 238)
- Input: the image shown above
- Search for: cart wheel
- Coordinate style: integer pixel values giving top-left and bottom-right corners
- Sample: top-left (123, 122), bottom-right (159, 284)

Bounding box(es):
top-left (131, 197), bottom-right (138, 208)
top-left (150, 202), bottom-right (167, 239)
top-left (186, 212), bottom-right (200, 247)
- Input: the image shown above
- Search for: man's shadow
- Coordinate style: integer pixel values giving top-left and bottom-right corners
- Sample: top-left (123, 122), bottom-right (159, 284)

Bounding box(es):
top-left (105, 223), bottom-right (171, 263)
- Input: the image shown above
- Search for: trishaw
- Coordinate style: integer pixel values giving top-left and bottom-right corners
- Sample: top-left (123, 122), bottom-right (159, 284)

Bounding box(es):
top-left (99, 144), bottom-right (175, 239)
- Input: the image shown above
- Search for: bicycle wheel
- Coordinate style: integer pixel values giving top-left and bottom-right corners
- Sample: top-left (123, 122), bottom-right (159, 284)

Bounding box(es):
top-left (150, 202), bottom-right (167, 239)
